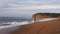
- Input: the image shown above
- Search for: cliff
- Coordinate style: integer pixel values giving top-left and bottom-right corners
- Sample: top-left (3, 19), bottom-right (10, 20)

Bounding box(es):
top-left (32, 13), bottom-right (60, 18)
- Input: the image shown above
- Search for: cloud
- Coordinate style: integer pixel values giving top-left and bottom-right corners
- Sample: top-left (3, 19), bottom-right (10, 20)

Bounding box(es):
top-left (1, 0), bottom-right (60, 8)
top-left (0, 0), bottom-right (60, 17)
top-left (5, 3), bottom-right (60, 10)
top-left (0, 0), bottom-right (15, 8)
top-left (13, 0), bottom-right (60, 5)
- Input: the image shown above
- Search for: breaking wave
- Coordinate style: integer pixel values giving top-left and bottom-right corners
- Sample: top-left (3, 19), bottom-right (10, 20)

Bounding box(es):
top-left (0, 21), bottom-right (31, 29)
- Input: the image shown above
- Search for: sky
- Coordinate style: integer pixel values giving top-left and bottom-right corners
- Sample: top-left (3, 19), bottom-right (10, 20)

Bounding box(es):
top-left (0, 0), bottom-right (60, 17)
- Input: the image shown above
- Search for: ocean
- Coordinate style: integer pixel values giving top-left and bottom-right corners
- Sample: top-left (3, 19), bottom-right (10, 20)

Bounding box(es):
top-left (0, 18), bottom-right (32, 26)
top-left (0, 17), bottom-right (58, 29)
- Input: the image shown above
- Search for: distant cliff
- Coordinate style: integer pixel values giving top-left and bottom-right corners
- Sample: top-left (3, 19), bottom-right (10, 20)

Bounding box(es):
top-left (32, 13), bottom-right (60, 18)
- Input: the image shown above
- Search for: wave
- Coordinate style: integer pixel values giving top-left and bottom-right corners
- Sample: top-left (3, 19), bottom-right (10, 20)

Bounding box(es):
top-left (0, 21), bottom-right (31, 29)
top-left (2, 21), bottom-right (31, 25)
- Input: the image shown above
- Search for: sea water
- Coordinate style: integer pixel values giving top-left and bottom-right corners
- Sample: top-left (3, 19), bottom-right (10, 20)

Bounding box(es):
top-left (0, 18), bottom-right (58, 29)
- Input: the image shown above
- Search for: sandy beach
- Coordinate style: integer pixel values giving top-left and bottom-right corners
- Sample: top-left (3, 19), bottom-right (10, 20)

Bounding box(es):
top-left (9, 19), bottom-right (60, 34)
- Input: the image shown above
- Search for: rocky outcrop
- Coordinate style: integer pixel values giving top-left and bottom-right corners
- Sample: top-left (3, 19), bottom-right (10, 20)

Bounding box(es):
top-left (32, 13), bottom-right (60, 18)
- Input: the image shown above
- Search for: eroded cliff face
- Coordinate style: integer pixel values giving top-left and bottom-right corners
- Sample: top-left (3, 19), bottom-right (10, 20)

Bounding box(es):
top-left (32, 13), bottom-right (60, 18)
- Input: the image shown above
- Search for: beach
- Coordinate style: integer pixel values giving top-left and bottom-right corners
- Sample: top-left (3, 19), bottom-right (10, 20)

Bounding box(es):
top-left (0, 25), bottom-right (20, 34)
top-left (9, 18), bottom-right (60, 34)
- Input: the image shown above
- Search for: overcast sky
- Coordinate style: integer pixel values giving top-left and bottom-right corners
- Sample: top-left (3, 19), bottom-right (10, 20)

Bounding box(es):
top-left (0, 0), bottom-right (60, 17)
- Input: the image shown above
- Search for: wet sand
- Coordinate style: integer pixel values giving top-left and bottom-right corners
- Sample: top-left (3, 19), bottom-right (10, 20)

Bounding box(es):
top-left (10, 19), bottom-right (60, 34)
top-left (0, 25), bottom-right (19, 34)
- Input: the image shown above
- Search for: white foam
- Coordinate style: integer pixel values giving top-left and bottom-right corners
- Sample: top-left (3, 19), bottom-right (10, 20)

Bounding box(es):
top-left (38, 18), bottom-right (58, 22)
top-left (0, 21), bottom-right (30, 29)
top-left (32, 18), bottom-right (58, 22)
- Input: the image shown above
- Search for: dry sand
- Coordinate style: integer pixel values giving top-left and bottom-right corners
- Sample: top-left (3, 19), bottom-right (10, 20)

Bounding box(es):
top-left (10, 19), bottom-right (60, 34)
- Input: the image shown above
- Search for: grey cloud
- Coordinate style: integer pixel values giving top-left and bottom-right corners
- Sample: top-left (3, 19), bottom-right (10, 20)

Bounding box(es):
top-left (0, 0), bottom-right (60, 17)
